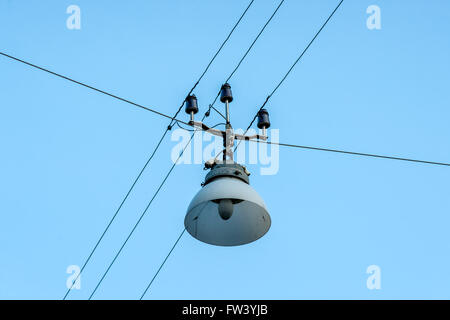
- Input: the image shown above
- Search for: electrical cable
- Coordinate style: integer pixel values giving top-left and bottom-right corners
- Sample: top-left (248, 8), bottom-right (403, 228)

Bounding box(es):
top-left (139, 228), bottom-right (186, 300)
top-left (251, 139), bottom-right (450, 167)
top-left (0, 52), bottom-right (192, 126)
top-left (209, 105), bottom-right (228, 121)
top-left (235, 0), bottom-right (344, 152)
top-left (207, 0), bottom-right (286, 115)
top-left (139, 201), bottom-right (210, 299)
top-left (210, 122), bottom-right (227, 130)
top-left (176, 121), bottom-right (196, 132)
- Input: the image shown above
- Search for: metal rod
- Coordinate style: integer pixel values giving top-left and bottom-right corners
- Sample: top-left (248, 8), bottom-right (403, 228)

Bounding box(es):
top-left (223, 128), bottom-right (234, 162)
top-left (225, 100), bottom-right (230, 124)
top-left (223, 133), bottom-right (227, 161)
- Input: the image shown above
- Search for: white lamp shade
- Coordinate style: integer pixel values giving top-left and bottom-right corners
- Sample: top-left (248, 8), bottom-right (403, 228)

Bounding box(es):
top-left (184, 177), bottom-right (271, 246)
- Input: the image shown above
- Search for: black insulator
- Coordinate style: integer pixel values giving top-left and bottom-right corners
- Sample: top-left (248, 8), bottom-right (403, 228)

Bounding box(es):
top-left (220, 83), bottom-right (233, 103)
top-left (257, 109), bottom-right (271, 129)
top-left (185, 94), bottom-right (199, 114)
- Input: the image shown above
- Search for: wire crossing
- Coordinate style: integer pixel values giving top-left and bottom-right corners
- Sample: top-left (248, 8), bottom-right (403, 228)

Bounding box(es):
top-left (253, 140), bottom-right (450, 167)
top-left (235, 0), bottom-right (345, 152)
top-left (58, 0), bottom-right (256, 299)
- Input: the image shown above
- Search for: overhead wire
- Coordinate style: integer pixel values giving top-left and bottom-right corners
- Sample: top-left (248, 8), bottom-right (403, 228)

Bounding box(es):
top-left (139, 228), bottom-right (186, 300)
top-left (176, 121), bottom-right (227, 132)
top-left (206, 0), bottom-right (286, 116)
top-left (140, 201), bottom-right (210, 299)
top-left (175, 121), bottom-right (196, 132)
top-left (0, 52), bottom-right (191, 126)
top-left (208, 104), bottom-right (228, 121)
top-left (251, 140), bottom-right (450, 167)
top-left (235, 0), bottom-right (345, 152)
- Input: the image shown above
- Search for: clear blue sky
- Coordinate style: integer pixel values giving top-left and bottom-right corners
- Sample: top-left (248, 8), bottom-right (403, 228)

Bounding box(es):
top-left (1, 0), bottom-right (450, 299)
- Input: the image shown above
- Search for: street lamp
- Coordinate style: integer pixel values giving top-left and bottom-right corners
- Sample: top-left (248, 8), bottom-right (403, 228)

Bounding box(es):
top-left (184, 84), bottom-right (272, 246)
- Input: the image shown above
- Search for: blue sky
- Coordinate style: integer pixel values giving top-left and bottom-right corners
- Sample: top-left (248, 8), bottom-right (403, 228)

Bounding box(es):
top-left (1, 0), bottom-right (450, 299)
